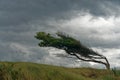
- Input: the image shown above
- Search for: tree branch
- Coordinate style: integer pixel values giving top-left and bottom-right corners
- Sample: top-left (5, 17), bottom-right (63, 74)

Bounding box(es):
top-left (70, 53), bottom-right (107, 65)
top-left (88, 56), bottom-right (105, 59)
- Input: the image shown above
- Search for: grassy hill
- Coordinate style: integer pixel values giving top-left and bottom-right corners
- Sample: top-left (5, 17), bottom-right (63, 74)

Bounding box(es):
top-left (0, 62), bottom-right (119, 80)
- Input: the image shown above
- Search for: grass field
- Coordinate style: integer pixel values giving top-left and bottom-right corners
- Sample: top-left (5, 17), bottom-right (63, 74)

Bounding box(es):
top-left (0, 62), bottom-right (119, 80)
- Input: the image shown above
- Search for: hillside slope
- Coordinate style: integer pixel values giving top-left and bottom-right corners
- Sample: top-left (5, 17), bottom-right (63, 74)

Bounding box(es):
top-left (0, 62), bottom-right (119, 80)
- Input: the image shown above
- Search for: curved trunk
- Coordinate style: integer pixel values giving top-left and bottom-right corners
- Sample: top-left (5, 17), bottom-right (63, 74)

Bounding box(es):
top-left (70, 53), bottom-right (110, 70)
top-left (104, 57), bottom-right (110, 70)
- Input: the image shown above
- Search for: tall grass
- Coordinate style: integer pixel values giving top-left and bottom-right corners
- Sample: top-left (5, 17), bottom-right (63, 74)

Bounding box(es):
top-left (0, 62), bottom-right (119, 80)
top-left (112, 67), bottom-right (120, 76)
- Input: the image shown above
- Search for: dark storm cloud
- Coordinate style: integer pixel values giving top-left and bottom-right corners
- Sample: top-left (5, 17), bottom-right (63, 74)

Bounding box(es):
top-left (0, 0), bottom-right (74, 27)
top-left (0, 0), bottom-right (120, 27)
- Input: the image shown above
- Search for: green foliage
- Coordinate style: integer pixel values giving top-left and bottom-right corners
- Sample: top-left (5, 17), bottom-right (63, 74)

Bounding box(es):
top-left (35, 32), bottom-right (80, 48)
top-left (35, 32), bottom-right (101, 57)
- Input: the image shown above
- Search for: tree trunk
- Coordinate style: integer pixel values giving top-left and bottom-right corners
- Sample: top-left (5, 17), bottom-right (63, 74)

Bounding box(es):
top-left (105, 63), bottom-right (110, 70)
top-left (104, 57), bottom-right (110, 70)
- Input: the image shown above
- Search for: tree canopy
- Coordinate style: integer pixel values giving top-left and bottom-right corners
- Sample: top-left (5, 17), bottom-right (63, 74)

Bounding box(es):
top-left (35, 32), bottom-right (110, 70)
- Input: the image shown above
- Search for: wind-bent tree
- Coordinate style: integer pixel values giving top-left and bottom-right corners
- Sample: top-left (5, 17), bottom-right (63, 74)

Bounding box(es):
top-left (35, 32), bottom-right (110, 70)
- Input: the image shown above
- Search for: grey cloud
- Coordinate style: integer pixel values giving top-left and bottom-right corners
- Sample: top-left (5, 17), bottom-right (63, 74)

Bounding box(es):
top-left (0, 0), bottom-right (74, 27)
top-left (1, 0), bottom-right (120, 68)
top-left (51, 14), bottom-right (120, 48)
top-left (1, 0), bottom-right (120, 27)
top-left (0, 42), bottom-right (48, 62)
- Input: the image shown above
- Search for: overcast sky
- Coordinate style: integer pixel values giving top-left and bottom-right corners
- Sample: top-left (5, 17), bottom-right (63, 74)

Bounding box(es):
top-left (1, 0), bottom-right (120, 69)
